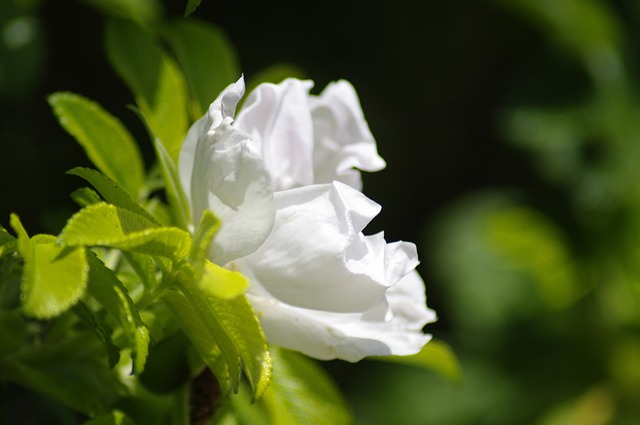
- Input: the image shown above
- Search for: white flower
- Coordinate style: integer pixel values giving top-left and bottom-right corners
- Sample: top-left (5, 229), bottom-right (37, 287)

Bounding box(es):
top-left (179, 77), bottom-right (436, 362)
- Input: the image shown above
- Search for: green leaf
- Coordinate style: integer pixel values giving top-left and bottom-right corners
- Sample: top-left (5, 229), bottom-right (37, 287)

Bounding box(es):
top-left (9, 212), bottom-right (30, 256)
top-left (163, 19), bottom-right (239, 117)
top-left (82, 410), bottom-right (137, 425)
top-left (138, 331), bottom-right (191, 393)
top-left (105, 18), bottom-right (189, 162)
top-left (85, 253), bottom-right (151, 374)
top-left (376, 339), bottom-right (461, 383)
top-left (123, 252), bottom-right (158, 292)
top-left (190, 209), bottom-right (220, 266)
top-left (0, 356), bottom-right (122, 416)
top-left (59, 203), bottom-right (191, 260)
top-left (260, 348), bottom-right (352, 425)
top-left (187, 210), bottom-right (248, 299)
top-left (198, 260), bottom-right (248, 300)
top-left (184, 0), bottom-right (202, 16)
top-left (73, 301), bottom-right (121, 369)
top-left (152, 136), bottom-right (191, 230)
top-left (0, 310), bottom-right (28, 355)
top-left (68, 167), bottom-right (160, 226)
top-left (144, 197), bottom-right (173, 227)
top-left (163, 289), bottom-right (231, 396)
top-left (0, 225), bottom-right (16, 257)
top-left (0, 256), bottom-right (22, 309)
top-left (71, 187), bottom-right (103, 208)
top-left (48, 92), bottom-right (145, 199)
top-left (11, 215), bottom-right (88, 319)
top-left (166, 273), bottom-right (271, 398)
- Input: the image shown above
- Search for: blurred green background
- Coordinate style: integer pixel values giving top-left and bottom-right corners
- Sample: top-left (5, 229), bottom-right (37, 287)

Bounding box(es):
top-left (2, 0), bottom-right (640, 423)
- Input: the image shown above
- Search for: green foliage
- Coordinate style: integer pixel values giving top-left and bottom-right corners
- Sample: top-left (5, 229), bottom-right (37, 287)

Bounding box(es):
top-left (73, 301), bottom-right (121, 369)
top-left (48, 93), bottom-right (145, 199)
top-left (138, 331), bottom-right (191, 393)
top-left (0, 225), bottom-right (16, 257)
top-left (68, 167), bottom-right (160, 225)
top-left (261, 348), bottom-right (352, 425)
top-left (1, 332), bottom-right (126, 416)
top-left (163, 19), bottom-right (240, 118)
top-left (59, 203), bottom-right (191, 260)
top-left (151, 135), bottom-right (192, 230)
top-left (0, 310), bottom-right (27, 355)
top-left (190, 211), bottom-right (248, 299)
top-left (105, 18), bottom-right (189, 163)
top-left (165, 273), bottom-right (271, 397)
top-left (85, 253), bottom-right (151, 375)
top-left (215, 348), bottom-right (352, 425)
top-left (10, 215), bottom-right (88, 319)
top-left (190, 210), bottom-right (220, 266)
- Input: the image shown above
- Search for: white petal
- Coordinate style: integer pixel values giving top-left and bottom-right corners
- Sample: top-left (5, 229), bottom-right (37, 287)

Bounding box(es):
top-left (180, 77), bottom-right (246, 198)
top-left (247, 269), bottom-right (435, 362)
top-left (309, 80), bottom-right (386, 190)
top-left (235, 181), bottom-right (417, 314)
top-left (180, 78), bottom-right (275, 264)
top-left (235, 79), bottom-right (315, 191)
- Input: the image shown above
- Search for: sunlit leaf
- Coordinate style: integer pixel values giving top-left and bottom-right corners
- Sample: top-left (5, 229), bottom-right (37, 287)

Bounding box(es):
top-left (198, 261), bottom-right (248, 300)
top-left (190, 209), bottom-right (220, 266)
top-left (85, 253), bottom-right (151, 374)
top-left (259, 347), bottom-right (352, 425)
top-left (68, 167), bottom-right (160, 226)
top-left (0, 226), bottom-right (16, 257)
top-left (105, 18), bottom-right (189, 162)
top-left (11, 215), bottom-right (88, 319)
top-left (376, 339), bottom-right (461, 383)
top-left (59, 203), bottom-right (191, 260)
top-left (187, 211), bottom-right (247, 299)
top-left (48, 92), bottom-right (145, 199)
top-left (163, 19), bottom-right (239, 117)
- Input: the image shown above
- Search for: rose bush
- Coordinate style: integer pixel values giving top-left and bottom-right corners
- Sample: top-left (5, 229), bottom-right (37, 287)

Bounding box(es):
top-left (179, 77), bottom-right (436, 362)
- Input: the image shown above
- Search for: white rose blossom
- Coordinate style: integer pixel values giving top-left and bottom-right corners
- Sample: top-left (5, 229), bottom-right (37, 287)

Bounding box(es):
top-left (179, 77), bottom-right (436, 362)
